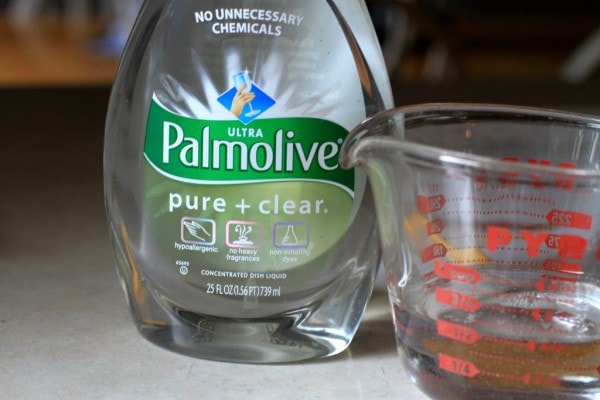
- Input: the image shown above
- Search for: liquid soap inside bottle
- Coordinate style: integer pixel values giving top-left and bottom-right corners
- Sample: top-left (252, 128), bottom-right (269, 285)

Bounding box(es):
top-left (104, 0), bottom-right (393, 363)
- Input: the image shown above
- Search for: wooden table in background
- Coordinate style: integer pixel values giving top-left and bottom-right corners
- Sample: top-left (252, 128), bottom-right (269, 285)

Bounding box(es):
top-left (0, 17), bottom-right (118, 86)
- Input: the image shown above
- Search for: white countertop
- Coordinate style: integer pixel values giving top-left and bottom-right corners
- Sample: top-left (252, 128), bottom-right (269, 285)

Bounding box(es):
top-left (0, 88), bottom-right (428, 400)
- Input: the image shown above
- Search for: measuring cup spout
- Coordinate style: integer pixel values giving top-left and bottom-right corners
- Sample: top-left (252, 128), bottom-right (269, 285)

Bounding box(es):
top-left (341, 122), bottom-right (419, 288)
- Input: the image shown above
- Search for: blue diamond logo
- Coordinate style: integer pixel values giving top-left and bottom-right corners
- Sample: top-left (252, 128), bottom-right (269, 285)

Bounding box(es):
top-left (218, 71), bottom-right (276, 125)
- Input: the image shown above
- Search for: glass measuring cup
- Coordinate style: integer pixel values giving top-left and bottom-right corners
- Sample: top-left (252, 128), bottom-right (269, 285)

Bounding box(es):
top-left (341, 104), bottom-right (600, 400)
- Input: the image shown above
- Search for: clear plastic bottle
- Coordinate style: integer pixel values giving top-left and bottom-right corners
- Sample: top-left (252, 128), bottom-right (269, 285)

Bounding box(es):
top-left (104, 0), bottom-right (393, 363)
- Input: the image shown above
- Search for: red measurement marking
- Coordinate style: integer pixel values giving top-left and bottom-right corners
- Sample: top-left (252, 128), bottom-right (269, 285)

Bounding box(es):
top-left (436, 287), bottom-right (481, 312)
top-left (545, 234), bottom-right (561, 249)
top-left (438, 353), bottom-right (480, 378)
top-left (542, 259), bottom-right (582, 274)
top-left (526, 159), bottom-right (553, 188)
top-left (530, 340), bottom-right (569, 353)
top-left (546, 209), bottom-right (592, 230)
top-left (536, 275), bottom-right (577, 294)
top-left (499, 158), bottom-right (577, 190)
top-left (531, 308), bottom-right (555, 322)
top-left (487, 337), bottom-right (537, 351)
top-left (434, 260), bottom-right (482, 284)
top-left (417, 195), bottom-right (446, 214)
top-left (546, 235), bottom-right (588, 260)
top-left (544, 234), bottom-right (588, 260)
top-left (427, 219), bottom-right (445, 235)
top-left (421, 243), bottom-right (447, 263)
top-left (522, 372), bottom-right (561, 388)
top-left (437, 320), bottom-right (480, 344)
top-left (553, 163), bottom-right (578, 190)
top-left (498, 158), bottom-right (520, 185)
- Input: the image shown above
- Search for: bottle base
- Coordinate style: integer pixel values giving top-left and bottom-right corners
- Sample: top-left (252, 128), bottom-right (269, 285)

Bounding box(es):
top-left (135, 308), bottom-right (351, 364)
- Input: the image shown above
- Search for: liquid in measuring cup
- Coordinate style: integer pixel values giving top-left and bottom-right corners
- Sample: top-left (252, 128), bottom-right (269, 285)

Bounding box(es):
top-left (393, 268), bottom-right (600, 400)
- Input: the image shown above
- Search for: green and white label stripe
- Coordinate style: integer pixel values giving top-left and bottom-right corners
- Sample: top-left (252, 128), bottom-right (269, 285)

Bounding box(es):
top-left (144, 97), bottom-right (355, 196)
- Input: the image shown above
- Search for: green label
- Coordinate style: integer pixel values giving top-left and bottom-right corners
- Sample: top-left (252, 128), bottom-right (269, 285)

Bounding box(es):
top-left (143, 97), bottom-right (355, 297)
top-left (145, 97), bottom-right (354, 194)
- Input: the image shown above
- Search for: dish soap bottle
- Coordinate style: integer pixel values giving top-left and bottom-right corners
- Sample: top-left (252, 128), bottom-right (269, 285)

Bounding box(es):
top-left (104, 0), bottom-right (393, 363)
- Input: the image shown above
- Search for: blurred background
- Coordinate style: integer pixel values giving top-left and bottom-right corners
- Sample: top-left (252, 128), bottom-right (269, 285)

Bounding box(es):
top-left (0, 0), bottom-right (140, 86)
top-left (0, 0), bottom-right (599, 107)
top-left (2, 3), bottom-right (599, 398)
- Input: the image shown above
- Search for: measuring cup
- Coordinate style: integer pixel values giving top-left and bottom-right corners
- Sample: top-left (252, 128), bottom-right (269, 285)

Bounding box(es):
top-left (341, 104), bottom-right (600, 400)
